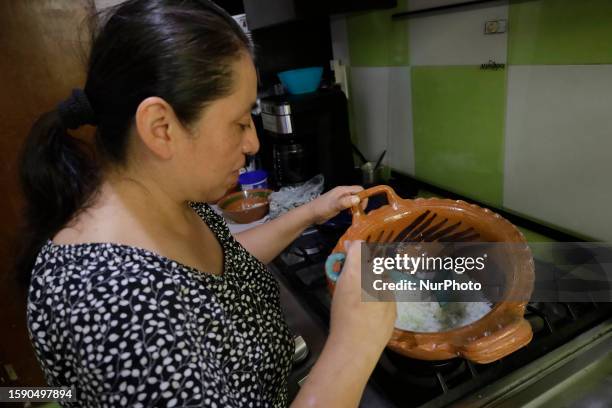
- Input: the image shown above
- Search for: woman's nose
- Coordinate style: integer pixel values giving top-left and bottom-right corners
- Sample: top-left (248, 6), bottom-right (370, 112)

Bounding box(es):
top-left (243, 118), bottom-right (260, 155)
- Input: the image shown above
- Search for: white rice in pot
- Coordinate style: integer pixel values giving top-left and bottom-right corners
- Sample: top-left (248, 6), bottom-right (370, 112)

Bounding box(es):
top-left (394, 301), bottom-right (492, 332)
top-left (393, 268), bottom-right (493, 332)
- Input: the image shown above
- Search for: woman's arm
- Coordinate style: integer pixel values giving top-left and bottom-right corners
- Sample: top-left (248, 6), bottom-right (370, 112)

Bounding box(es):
top-left (291, 332), bottom-right (384, 407)
top-left (291, 241), bottom-right (396, 407)
top-left (234, 186), bottom-right (364, 264)
top-left (234, 203), bottom-right (315, 264)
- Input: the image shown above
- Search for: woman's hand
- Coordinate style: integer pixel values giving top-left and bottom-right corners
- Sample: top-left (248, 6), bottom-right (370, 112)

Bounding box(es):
top-left (329, 240), bottom-right (397, 355)
top-left (290, 243), bottom-right (396, 408)
top-left (306, 185), bottom-right (366, 225)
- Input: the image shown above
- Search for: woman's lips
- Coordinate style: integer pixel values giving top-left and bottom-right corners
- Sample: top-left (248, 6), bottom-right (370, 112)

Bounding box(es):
top-left (226, 172), bottom-right (239, 190)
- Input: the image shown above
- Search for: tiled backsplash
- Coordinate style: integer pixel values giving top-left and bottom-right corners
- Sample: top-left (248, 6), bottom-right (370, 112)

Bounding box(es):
top-left (332, 0), bottom-right (612, 241)
top-left (412, 66), bottom-right (506, 206)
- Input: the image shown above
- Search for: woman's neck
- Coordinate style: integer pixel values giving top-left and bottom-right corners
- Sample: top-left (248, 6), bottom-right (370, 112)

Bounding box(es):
top-left (53, 169), bottom-right (199, 246)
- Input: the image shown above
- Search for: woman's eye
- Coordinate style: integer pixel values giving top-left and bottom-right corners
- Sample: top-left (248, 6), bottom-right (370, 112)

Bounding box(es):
top-left (239, 123), bottom-right (251, 131)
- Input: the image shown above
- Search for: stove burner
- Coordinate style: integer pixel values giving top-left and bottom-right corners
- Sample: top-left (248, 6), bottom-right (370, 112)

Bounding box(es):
top-left (381, 350), bottom-right (470, 390)
top-left (385, 351), bottom-right (464, 375)
top-left (279, 227), bottom-right (339, 268)
top-left (303, 246), bottom-right (321, 256)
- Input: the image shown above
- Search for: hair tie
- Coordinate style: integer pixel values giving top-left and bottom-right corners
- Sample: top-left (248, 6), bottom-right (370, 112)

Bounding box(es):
top-left (57, 89), bottom-right (96, 129)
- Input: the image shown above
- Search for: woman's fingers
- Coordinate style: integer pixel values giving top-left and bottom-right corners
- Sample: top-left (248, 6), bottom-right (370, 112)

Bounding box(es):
top-left (343, 240), bottom-right (362, 260)
top-left (336, 185), bottom-right (364, 210)
top-left (341, 185), bottom-right (364, 195)
top-left (339, 194), bottom-right (360, 209)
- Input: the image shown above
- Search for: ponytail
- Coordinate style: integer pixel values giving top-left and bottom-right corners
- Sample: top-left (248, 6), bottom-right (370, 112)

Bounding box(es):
top-left (17, 107), bottom-right (99, 286)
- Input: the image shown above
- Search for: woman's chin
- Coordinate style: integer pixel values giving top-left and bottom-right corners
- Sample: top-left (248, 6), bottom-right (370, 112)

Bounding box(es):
top-left (210, 183), bottom-right (238, 203)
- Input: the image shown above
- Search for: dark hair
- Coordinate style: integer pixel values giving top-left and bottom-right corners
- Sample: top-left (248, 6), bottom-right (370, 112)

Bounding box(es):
top-left (17, 0), bottom-right (252, 285)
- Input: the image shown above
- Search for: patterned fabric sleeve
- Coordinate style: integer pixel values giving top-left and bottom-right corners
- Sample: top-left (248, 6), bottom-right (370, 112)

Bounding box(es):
top-left (33, 259), bottom-right (238, 408)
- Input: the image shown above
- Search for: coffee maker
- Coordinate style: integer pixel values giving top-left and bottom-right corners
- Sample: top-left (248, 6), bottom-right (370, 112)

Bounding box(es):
top-left (258, 86), bottom-right (355, 190)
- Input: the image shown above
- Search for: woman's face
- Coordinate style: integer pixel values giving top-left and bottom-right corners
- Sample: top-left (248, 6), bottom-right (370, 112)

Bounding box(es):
top-left (181, 53), bottom-right (259, 202)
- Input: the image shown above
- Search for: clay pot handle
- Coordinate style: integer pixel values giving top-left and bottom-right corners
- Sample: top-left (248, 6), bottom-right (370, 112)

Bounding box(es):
top-left (351, 185), bottom-right (402, 223)
top-left (461, 319), bottom-right (533, 364)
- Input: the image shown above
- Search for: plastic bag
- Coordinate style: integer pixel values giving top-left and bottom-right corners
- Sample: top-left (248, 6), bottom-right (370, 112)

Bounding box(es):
top-left (268, 174), bottom-right (324, 219)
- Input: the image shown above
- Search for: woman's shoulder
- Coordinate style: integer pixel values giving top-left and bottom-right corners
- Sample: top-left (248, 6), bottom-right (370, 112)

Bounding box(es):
top-left (189, 201), bottom-right (220, 224)
top-left (29, 241), bottom-right (225, 317)
top-left (32, 241), bottom-right (208, 289)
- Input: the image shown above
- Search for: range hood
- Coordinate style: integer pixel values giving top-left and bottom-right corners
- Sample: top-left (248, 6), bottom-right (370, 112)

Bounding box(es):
top-left (243, 0), bottom-right (397, 30)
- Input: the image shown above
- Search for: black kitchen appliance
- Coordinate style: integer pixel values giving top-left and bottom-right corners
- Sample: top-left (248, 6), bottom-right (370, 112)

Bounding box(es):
top-left (259, 86), bottom-right (355, 190)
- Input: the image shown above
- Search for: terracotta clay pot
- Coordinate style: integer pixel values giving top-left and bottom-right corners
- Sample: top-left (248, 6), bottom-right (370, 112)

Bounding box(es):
top-left (326, 185), bottom-right (534, 364)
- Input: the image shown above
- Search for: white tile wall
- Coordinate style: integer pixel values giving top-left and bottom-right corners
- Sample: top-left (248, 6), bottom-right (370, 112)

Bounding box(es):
top-left (349, 67), bottom-right (415, 175)
top-left (504, 65), bottom-right (612, 241)
top-left (409, 0), bottom-right (508, 66)
top-left (387, 67), bottom-right (415, 176)
top-left (349, 67), bottom-right (390, 162)
top-left (330, 15), bottom-right (350, 65)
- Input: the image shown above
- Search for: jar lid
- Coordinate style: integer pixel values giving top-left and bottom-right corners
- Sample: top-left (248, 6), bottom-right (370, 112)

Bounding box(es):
top-left (239, 169), bottom-right (268, 185)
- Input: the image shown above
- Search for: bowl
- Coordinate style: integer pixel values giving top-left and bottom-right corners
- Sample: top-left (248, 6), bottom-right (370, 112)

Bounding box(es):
top-left (218, 189), bottom-right (272, 224)
top-left (278, 67), bottom-right (323, 95)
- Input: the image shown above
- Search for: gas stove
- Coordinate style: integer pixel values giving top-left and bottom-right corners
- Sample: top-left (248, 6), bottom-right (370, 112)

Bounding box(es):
top-left (270, 221), bottom-right (612, 407)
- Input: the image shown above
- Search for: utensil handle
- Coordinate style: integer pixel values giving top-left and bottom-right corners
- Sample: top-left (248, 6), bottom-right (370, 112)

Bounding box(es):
top-left (325, 252), bottom-right (346, 282)
top-left (351, 185), bottom-right (402, 223)
top-left (374, 150), bottom-right (387, 171)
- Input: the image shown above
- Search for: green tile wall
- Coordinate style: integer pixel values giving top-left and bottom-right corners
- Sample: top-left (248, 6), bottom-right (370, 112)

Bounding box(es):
top-left (346, 0), bottom-right (409, 66)
top-left (411, 66), bottom-right (506, 207)
top-left (509, 0), bottom-right (612, 65)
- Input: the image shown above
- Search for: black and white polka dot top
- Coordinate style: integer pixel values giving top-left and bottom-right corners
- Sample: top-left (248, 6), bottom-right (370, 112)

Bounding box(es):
top-left (27, 203), bottom-right (294, 407)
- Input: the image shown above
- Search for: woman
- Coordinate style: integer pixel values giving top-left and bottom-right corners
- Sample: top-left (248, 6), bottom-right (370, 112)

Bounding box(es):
top-left (19, 1), bottom-right (396, 406)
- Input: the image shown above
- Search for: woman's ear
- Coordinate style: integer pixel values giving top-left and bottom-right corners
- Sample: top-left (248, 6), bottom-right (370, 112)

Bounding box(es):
top-left (134, 97), bottom-right (183, 160)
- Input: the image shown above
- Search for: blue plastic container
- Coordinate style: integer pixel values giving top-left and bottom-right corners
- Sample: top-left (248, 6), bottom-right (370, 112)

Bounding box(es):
top-left (239, 169), bottom-right (268, 190)
top-left (277, 67), bottom-right (323, 95)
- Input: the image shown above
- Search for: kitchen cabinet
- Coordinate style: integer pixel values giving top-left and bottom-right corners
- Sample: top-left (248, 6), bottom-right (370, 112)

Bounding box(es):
top-left (0, 0), bottom-right (93, 387)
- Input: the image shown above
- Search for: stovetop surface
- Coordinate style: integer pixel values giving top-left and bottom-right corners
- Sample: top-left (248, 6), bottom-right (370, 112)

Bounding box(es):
top-left (272, 221), bottom-right (612, 407)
